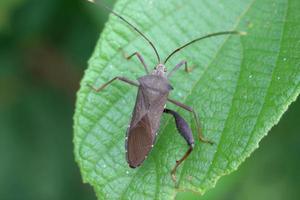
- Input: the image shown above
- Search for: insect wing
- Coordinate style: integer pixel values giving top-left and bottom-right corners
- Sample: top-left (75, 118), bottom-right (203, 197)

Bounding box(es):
top-left (125, 75), bottom-right (171, 168)
top-left (126, 114), bottom-right (153, 168)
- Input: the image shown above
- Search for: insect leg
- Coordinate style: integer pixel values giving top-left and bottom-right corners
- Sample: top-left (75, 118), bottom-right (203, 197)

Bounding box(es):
top-left (88, 76), bottom-right (139, 92)
top-left (125, 52), bottom-right (149, 74)
top-left (167, 98), bottom-right (213, 145)
top-left (163, 108), bottom-right (194, 182)
top-left (167, 60), bottom-right (193, 78)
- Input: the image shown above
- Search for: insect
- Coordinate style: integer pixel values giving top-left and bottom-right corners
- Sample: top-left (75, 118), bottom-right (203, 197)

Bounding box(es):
top-left (88, 1), bottom-right (245, 183)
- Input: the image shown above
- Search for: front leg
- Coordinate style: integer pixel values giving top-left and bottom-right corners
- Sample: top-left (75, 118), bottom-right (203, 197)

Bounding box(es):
top-left (167, 60), bottom-right (193, 78)
top-left (167, 98), bottom-right (213, 145)
top-left (124, 52), bottom-right (149, 75)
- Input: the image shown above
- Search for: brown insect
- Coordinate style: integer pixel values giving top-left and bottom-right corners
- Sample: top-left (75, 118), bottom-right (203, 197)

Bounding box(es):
top-left (88, 0), bottom-right (245, 183)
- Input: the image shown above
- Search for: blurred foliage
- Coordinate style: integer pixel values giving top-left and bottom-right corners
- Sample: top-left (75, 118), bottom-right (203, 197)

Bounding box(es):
top-left (0, 0), bottom-right (299, 200)
top-left (0, 0), bottom-right (24, 32)
top-left (0, 0), bottom-right (115, 199)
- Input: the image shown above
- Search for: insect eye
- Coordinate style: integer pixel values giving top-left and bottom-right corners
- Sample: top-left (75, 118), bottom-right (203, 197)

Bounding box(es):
top-left (154, 67), bottom-right (157, 70)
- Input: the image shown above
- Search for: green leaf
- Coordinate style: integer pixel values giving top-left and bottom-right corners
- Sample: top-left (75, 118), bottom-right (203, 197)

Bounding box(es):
top-left (73, 0), bottom-right (300, 199)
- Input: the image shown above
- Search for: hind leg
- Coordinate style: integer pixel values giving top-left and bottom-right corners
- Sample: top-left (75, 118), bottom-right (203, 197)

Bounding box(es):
top-left (167, 98), bottom-right (213, 145)
top-left (163, 108), bottom-right (194, 184)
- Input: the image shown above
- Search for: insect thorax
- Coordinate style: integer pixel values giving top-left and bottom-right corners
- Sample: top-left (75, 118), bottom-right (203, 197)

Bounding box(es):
top-left (138, 74), bottom-right (172, 95)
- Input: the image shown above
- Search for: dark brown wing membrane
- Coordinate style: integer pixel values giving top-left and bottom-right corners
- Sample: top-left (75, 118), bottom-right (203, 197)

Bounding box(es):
top-left (126, 114), bottom-right (153, 168)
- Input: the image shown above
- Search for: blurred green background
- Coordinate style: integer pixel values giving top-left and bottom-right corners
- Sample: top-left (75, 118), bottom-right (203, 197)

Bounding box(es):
top-left (0, 0), bottom-right (299, 200)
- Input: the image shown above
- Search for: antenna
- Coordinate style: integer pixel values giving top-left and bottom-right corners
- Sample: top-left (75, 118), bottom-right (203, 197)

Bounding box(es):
top-left (164, 31), bottom-right (246, 64)
top-left (88, 0), bottom-right (161, 63)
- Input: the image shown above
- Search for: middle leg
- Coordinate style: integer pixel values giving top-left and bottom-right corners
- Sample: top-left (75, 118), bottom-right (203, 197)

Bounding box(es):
top-left (88, 76), bottom-right (138, 92)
